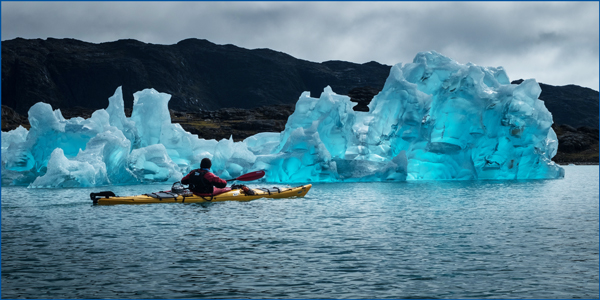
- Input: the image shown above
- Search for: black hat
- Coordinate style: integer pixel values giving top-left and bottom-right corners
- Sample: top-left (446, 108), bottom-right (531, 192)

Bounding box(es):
top-left (200, 158), bottom-right (212, 169)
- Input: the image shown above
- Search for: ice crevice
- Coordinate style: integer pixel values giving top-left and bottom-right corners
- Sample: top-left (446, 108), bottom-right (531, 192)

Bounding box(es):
top-left (1, 51), bottom-right (564, 187)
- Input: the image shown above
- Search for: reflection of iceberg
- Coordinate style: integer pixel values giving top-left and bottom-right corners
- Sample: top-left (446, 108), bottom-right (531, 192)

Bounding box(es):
top-left (1, 51), bottom-right (564, 188)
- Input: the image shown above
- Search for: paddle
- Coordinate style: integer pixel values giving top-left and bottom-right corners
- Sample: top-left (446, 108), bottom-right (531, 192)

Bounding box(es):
top-left (226, 170), bottom-right (265, 182)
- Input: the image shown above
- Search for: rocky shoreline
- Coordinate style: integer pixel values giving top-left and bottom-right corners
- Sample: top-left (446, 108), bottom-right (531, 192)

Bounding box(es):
top-left (2, 104), bottom-right (597, 165)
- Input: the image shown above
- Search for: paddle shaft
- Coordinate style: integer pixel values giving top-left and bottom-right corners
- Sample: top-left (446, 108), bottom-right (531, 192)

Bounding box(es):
top-left (226, 170), bottom-right (265, 182)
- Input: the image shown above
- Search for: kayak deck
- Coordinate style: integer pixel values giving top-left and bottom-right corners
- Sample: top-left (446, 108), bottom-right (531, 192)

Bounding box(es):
top-left (91, 184), bottom-right (312, 205)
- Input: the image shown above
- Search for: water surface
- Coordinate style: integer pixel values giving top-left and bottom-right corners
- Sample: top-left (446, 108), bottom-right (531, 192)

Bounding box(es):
top-left (2, 166), bottom-right (598, 298)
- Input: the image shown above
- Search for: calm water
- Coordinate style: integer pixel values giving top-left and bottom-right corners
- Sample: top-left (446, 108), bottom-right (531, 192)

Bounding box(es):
top-left (2, 166), bottom-right (598, 299)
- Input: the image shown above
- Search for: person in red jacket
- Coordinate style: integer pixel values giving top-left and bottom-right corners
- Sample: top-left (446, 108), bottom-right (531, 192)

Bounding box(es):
top-left (181, 158), bottom-right (230, 196)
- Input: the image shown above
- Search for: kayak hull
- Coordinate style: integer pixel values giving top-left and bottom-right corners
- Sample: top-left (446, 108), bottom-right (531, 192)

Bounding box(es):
top-left (92, 184), bottom-right (312, 205)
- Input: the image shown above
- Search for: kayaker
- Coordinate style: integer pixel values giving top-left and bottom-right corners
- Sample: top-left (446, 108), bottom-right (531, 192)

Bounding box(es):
top-left (181, 158), bottom-right (230, 196)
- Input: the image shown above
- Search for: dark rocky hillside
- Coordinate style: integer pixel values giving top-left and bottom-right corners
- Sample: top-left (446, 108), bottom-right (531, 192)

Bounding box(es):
top-left (2, 38), bottom-right (598, 164)
top-left (1, 37), bottom-right (390, 115)
top-left (511, 79), bottom-right (598, 128)
top-left (552, 124), bottom-right (599, 164)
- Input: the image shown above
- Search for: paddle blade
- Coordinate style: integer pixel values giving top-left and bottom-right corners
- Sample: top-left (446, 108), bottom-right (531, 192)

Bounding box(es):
top-left (234, 170), bottom-right (265, 182)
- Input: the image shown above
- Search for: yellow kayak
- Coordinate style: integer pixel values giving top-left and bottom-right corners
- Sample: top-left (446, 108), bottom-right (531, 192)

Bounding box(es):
top-left (91, 184), bottom-right (312, 205)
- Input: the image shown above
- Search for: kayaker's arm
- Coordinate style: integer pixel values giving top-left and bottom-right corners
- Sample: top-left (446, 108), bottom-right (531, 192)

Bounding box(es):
top-left (206, 172), bottom-right (227, 188)
top-left (180, 172), bottom-right (192, 185)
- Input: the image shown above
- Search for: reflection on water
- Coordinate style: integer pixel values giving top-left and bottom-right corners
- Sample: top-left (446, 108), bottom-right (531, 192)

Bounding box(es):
top-left (2, 166), bottom-right (598, 298)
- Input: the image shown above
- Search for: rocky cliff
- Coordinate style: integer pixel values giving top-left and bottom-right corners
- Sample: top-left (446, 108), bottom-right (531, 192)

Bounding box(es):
top-left (511, 79), bottom-right (598, 128)
top-left (2, 37), bottom-right (390, 114)
top-left (2, 38), bottom-right (598, 164)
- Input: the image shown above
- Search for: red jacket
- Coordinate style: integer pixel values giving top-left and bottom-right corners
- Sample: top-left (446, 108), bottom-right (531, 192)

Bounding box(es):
top-left (181, 169), bottom-right (227, 195)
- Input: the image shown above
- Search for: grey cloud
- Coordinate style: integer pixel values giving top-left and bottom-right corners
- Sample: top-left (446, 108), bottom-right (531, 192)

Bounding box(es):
top-left (1, 1), bottom-right (598, 90)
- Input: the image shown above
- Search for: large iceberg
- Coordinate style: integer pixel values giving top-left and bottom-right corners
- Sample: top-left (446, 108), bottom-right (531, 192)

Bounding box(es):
top-left (1, 51), bottom-right (564, 187)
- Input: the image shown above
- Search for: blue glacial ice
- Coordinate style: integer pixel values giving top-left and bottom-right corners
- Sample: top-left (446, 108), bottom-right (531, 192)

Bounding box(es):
top-left (1, 51), bottom-right (564, 187)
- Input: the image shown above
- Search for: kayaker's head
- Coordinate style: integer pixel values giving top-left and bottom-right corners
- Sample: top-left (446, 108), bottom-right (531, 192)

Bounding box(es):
top-left (200, 158), bottom-right (212, 170)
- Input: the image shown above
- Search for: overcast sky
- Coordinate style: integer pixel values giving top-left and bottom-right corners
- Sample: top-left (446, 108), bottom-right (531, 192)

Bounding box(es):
top-left (2, 1), bottom-right (599, 91)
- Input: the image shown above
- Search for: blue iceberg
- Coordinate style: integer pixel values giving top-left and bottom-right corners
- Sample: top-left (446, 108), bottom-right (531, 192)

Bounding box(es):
top-left (1, 51), bottom-right (564, 187)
